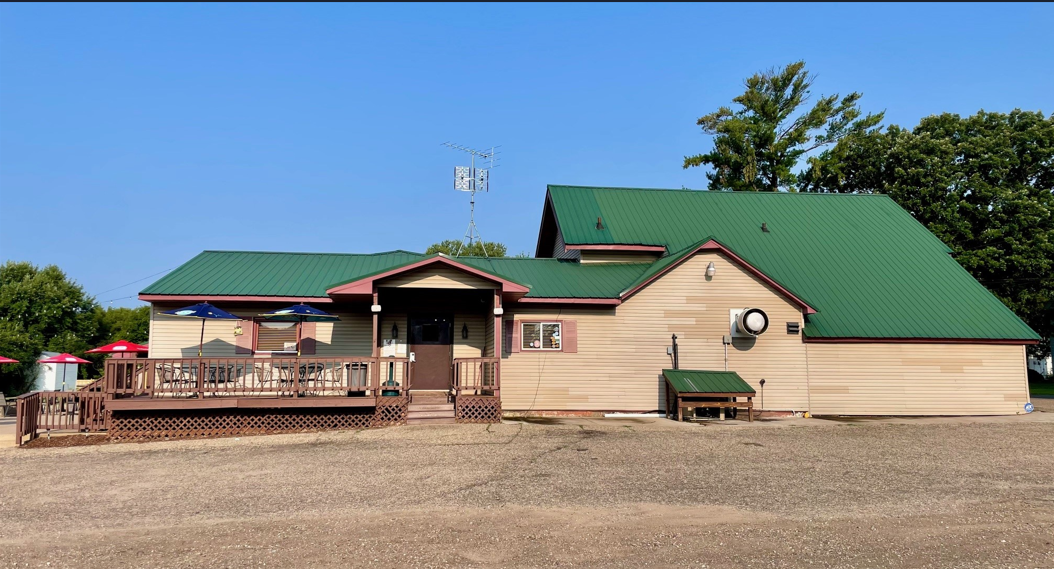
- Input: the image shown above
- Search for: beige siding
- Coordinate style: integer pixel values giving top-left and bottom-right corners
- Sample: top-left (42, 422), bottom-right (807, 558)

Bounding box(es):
top-left (453, 313), bottom-right (487, 358)
top-left (149, 303), bottom-right (372, 358)
top-left (149, 303), bottom-right (248, 358)
top-left (579, 251), bottom-right (662, 264)
top-left (485, 311), bottom-right (496, 358)
top-left (806, 343), bottom-right (1030, 415)
top-left (380, 266), bottom-right (497, 290)
top-left (553, 227), bottom-right (581, 260)
top-left (501, 252), bottom-right (808, 412)
top-left (314, 310), bottom-right (372, 357)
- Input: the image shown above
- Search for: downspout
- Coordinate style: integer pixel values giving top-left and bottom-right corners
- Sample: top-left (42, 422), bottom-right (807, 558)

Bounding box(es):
top-left (671, 334), bottom-right (679, 370)
top-left (805, 337), bottom-right (812, 416)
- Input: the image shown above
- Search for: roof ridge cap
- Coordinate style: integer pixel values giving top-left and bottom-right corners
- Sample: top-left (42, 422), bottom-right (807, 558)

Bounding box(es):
top-left (549, 185), bottom-right (893, 196)
top-left (200, 249), bottom-right (424, 257)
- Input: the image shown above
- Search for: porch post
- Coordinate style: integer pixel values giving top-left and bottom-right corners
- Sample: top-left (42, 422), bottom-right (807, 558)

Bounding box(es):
top-left (372, 287), bottom-right (380, 396)
top-left (493, 289), bottom-right (501, 399)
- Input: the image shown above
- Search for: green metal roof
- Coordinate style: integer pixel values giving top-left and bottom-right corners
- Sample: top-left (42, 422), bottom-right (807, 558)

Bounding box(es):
top-left (142, 250), bottom-right (426, 297)
top-left (663, 369), bottom-right (756, 395)
top-left (547, 185), bottom-right (1039, 341)
top-left (141, 250), bottom-right (652, 299)
top-left (141, 185), bottom-right (1040, 342)
top-left (458, 257), bottom-right (649, 298)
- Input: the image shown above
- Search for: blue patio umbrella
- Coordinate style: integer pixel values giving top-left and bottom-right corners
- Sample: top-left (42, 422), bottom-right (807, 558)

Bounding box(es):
top-left (258, 304), bottom-right (339, 357)
top-left (161, 302), bottom-right (241, 357)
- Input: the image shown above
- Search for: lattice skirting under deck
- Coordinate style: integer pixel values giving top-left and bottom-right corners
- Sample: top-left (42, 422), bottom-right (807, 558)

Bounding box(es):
top-left (109, 397), bottom-right (409, 441)
top-left (373, 395), bottom-right (409, 427)
top-left (455, 395), bottom-right (502, 423)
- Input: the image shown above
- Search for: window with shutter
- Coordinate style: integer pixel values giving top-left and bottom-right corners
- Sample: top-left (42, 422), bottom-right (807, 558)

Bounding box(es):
top-left (255, 321), bottom-right (297, 353)
top-left (521, 321), bottom-right (561, 351)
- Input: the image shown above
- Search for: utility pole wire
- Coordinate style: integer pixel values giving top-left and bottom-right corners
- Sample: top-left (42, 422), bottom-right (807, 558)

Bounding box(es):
top-left (92, 267), bottom-right (176, 297)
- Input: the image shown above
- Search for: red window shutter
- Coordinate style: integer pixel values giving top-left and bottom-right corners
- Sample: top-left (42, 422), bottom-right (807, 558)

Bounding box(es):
top-left (300, 322), bottom-right (317, 355)
top-left (235, 319), bottom-right (254, 355)
top-left (561, 320), bottom-right (577, 353)
top-left (505, 320), bottom-right (520, 353)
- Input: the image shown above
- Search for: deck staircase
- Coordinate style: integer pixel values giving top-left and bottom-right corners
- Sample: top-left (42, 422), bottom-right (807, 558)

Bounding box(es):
top-left (406, 391), bottom-right (455, 425)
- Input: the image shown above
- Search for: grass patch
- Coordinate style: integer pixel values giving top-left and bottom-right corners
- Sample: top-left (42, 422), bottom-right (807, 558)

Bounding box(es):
top-left (1029, 380), bottom-right (1054, 397)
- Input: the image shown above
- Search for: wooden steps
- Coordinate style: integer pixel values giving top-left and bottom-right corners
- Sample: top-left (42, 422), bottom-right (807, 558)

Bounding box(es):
top-left (407, 391), bottom-right (455, 425)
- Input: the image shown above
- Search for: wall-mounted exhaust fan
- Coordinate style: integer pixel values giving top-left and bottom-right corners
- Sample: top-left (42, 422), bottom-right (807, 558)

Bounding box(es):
top-left (729, 308), bottom-right (769, 337)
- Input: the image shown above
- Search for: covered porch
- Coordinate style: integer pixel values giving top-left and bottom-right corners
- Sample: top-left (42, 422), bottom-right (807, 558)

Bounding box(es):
top-left (66, 255), bottom-right (515, 441)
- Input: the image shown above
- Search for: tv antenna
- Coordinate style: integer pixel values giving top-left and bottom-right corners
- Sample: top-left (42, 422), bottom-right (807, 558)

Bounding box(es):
top-left (442, 142), bottom-right (500, 257)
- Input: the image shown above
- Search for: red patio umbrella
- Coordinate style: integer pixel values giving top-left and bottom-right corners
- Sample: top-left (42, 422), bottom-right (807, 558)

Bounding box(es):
top-left (0, 356), bottom-right (18, 364)
top-left (38, 353), bottom-right (90, 391)
top-left (86, 340), bottom-right (149, 355)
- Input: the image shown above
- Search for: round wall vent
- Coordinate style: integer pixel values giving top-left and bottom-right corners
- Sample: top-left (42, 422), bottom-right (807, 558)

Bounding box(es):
top-left (736, 308), bottom-right (769, 336)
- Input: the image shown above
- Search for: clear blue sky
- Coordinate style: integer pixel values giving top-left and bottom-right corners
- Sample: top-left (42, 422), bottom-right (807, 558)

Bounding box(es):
top-left (1, 3), bottom-right (1051, 307)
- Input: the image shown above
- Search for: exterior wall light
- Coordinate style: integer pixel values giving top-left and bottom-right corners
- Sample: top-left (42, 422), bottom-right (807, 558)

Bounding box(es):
top-left (391, 323), bottom-right (398, 338)
top-left (462, 323), bottom-right (470, 339)
top-left (706, 261), bottom-right (716, 278)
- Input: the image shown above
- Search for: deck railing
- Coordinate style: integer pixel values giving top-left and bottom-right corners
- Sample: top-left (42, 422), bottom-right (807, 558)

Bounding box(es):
top-left (15, 390), bottom-right (107, 445)
top-left (104, 356), bottom-right (411, 399)
top-left (452, 357), bottom-right (500, 396)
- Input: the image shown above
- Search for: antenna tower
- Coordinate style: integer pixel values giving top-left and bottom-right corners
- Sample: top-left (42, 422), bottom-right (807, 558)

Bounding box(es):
top-left (441, 142), bottom-right (500, 257)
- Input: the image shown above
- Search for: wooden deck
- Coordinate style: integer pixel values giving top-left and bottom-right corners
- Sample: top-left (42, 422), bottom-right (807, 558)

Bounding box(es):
top-left (104, 356), bottom-right (411, 400)
top-left (15, 355), bottom-right (504, 446)
top-left (106, 396), bottom-right (379, 411)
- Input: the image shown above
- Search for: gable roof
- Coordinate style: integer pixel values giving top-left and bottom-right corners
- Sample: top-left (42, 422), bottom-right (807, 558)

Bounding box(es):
top-left (140, 185), bottom-right (1040, 343)
top-left (621, 237), bottom-right (816, 313)
top-left (325, 254), bottom-right (530, 296)
top-left (544, 185), bottom-right (1039, 341)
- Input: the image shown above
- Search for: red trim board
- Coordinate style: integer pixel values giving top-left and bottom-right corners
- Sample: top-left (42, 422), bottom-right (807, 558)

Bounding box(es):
top-left (140, 294), bottom-right (333, 303)
top-left (803, 336), bottom-right (1039, 345)
top-left (564, 244), bottom-right (666, 252)
top-left (515, 297), bottom-right (621, 305)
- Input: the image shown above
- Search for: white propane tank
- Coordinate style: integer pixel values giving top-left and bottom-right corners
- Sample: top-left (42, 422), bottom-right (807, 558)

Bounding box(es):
top-left (735, 308), bottom-right (769, 336)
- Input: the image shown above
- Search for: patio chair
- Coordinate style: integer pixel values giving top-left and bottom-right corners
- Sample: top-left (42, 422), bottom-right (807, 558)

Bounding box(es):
top-left (0, 392), bottom-right (14, 417)
top-left (252, 363), bottom-right (275, 395)
top-left (299, 363), bottom-right (327, 396)
top-left (156, 363), bottom-right (193, 397)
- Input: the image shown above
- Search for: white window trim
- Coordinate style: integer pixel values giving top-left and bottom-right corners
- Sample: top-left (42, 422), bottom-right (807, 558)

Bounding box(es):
top-left (521, 321), bottom-right (562, 351)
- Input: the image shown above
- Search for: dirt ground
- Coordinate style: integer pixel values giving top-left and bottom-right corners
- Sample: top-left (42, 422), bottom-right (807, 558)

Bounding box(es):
top-left (2, 410), bottom-right (1053, 568)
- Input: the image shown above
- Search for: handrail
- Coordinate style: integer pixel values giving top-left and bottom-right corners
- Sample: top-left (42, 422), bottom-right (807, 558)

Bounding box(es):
top-left (15, 390), bottom-right (106, 446)
top-left (79, 377), bottom-right (106, 392)
top-left (452, 357), bottom-right (500, 397)
top-left (104, 356), bottom-right (412, 399)
top-left (15, 392), bottom-right (40, 446)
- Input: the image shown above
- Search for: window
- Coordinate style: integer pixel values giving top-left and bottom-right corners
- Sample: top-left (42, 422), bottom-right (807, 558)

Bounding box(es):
top-left (256, 321), bottom-right (297, 353)
top-left (522, 321), bottom-right (561, 351)
top-left (421, 323), bottom-right (440, 343)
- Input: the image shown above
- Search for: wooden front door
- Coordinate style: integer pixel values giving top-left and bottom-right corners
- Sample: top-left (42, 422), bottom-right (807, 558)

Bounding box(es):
top-left (409, 315), bottom-right (453, 390)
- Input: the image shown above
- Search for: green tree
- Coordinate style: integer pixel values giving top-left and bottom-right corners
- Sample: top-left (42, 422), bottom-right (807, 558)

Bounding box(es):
top-left (684, 61), bottom-right (884, 192)
top-left (802, 110), bottom-right (1054, 355)
top-left (425, 240), bottom-right (509, 257)
top-left (0, 261), bottom-right (101, 394)
top-left (97, 306), bottom-right (150, 345)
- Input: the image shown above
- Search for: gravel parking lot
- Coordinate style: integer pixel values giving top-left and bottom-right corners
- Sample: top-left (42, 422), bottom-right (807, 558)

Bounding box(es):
top-left (2, 411), bottom-right (1053, 568)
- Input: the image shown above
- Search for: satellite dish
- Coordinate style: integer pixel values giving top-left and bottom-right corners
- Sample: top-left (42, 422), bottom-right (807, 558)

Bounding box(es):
top-left (735, 308), bottom-right (769, 336)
